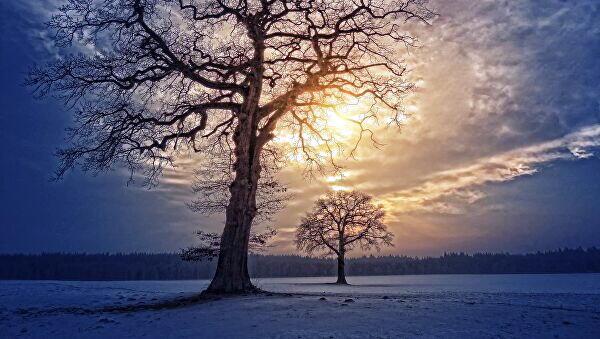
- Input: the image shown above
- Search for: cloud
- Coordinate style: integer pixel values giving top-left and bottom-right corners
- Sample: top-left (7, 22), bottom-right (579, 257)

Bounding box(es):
top-left (10, 0), bottom-right (598, 255)
top-left (382, 124), bottom-right (600, 216)
top-left (266, 0), bottom-right (600, 254)
top-left (83, 0), bottom-right (600, 255)
top-left (5, 1), bottom-right (63, 58)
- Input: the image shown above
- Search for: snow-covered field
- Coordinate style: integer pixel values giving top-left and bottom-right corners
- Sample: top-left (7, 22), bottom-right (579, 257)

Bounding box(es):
top-left (1, 274), bottom-right (600, 338)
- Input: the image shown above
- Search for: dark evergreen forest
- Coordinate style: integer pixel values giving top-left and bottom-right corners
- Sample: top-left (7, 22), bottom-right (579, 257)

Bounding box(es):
top-left (1, 247), bottom-right (599, 281)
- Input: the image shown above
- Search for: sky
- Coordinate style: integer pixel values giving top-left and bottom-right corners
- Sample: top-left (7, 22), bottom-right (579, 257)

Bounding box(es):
top-left (0, 0), bottom-right (599, 256)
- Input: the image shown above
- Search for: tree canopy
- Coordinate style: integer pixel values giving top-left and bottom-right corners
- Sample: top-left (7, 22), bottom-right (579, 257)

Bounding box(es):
top-left (296, 190), bottom-right (393, 283)
top-left (28, 0), bottom-right (435, 181)
top-left (296, 190), bottom-right (393, 256)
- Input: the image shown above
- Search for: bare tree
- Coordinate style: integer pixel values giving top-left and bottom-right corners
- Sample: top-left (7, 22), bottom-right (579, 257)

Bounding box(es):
top-left (296, 190), bottom-right (393, 284)
top-left (27, 0), bottom-right (434, 293)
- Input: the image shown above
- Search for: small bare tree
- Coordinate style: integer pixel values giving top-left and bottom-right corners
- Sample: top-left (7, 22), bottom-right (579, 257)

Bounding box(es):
top-left (27, 0), bottom-right (434, 293)
top-left (296, 190), bottom-right (393, 284)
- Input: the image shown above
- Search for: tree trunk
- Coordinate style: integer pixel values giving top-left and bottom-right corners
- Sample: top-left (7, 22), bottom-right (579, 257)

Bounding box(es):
top-left (205, 165), bottom-right (256, 293)
top-left (206, 29), bottom-right (267, 294)
top-left (205, 112), bottom-right (262, 293)
top-left (206, 213), bottom-right (254, 293)
top-left (205, 121), bottom-right (262, 293)
top-left (336, 252), bottom-right (348, 284)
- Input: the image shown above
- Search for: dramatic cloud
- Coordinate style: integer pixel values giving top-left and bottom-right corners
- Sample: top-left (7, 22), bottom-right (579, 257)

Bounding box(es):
top-left (264, 0), bottom-right (600, 254)
top-left (8, 0), bottom-right (599, 255)
top-left (383, 124), bottom-right (600, 216)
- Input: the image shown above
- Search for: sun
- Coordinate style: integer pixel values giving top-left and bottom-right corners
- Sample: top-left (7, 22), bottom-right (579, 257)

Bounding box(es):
top-left (271, 99), bottom-right (377, 169)
top-left (323, 100), bottom-right (371, 140)
top-left (324, 106), bottom-right (354, 138)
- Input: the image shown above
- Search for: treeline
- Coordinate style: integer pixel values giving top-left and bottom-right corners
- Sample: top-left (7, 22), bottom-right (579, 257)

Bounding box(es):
top-left (1, 247), bottom-right (600, 281)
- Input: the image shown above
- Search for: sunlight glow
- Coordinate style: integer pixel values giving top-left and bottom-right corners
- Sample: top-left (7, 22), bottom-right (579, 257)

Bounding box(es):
top-left (325, 106), bottom-right (355, 138)
top-left (271, 99), bottom-right (382, 191)
top-left (330, 185), bottom-right (350, 191)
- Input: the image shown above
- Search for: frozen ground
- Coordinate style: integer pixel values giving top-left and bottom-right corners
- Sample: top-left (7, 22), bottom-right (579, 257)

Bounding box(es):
top-left (1, 274), bottom-right (600, 338)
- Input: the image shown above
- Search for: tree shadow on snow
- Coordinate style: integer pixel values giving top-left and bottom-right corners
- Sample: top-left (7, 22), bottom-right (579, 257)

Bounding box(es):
top-left (13, 293), bottom-right (229, 318)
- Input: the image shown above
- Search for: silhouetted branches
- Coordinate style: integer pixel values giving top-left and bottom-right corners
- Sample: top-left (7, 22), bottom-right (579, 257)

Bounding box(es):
top-left (296, 190), bottom-right (393, 283)
top-left (180, 228), bottom-right (277, 261)
top-left (188, 151), bottom-right (291, 222)
top-left (27, 0), bottom-right (436, 183)
top-left (296, 190), bottom-right (393, 256)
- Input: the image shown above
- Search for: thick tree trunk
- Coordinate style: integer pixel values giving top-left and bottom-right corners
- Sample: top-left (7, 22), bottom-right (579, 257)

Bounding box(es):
top-left (206, 124), bottom-right (261, 293)
top-left (205, 29), bottom-right (267, 294)
top-left (206, 114), bottom-right (262, 294)
top-left (206, 219), bottom-right (254, 293)
top-left (336, 253), bottom-right (348, 284)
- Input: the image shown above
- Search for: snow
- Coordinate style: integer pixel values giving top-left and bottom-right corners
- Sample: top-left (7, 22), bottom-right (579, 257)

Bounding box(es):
top-left (1, 274), bottom-right (600, 338)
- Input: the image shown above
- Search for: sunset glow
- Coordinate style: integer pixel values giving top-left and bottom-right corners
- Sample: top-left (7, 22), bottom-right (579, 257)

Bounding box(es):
top-left (2, 0), bottom-right (600, 336)
top-left (2, 0), bottom-right (599, 259)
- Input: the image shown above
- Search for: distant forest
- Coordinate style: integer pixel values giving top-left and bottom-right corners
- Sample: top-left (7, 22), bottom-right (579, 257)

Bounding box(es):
top-left (1, 247), bottom-right (600, 281)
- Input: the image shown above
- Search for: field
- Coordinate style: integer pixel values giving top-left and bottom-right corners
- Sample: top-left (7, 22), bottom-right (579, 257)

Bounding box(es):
top-left (1, 274), bottom-right (600, 338)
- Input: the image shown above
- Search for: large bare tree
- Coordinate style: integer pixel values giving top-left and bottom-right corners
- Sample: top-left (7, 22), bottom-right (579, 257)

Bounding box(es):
top-left (296, 190), bottom-right (393, 284)
top-left (27, 0), bottom-right (434, 293)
